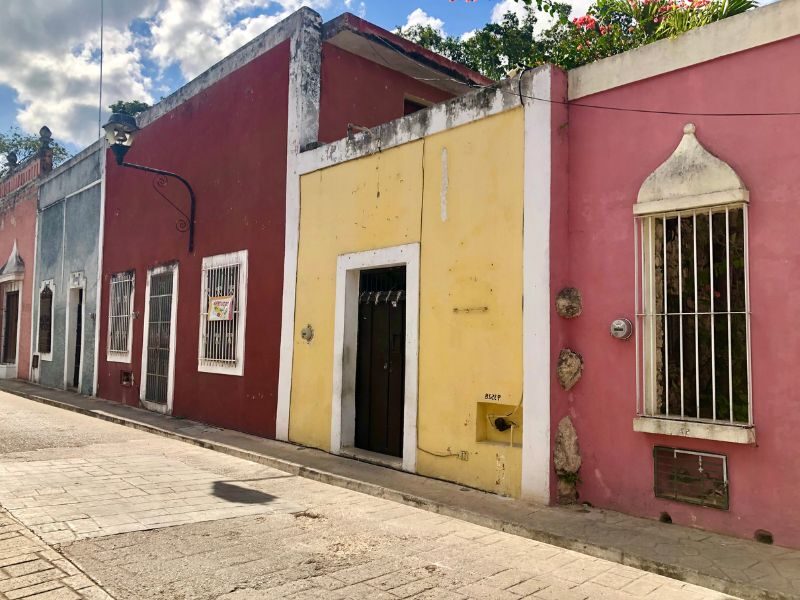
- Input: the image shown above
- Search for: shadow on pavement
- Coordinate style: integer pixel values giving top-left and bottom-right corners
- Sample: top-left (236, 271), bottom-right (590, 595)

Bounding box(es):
top-left (212, 481), bottom-right (277, 504)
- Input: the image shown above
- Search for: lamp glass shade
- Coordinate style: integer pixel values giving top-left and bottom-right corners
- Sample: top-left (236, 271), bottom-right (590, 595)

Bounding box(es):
top-left (102, 113), bottom-right (139, 148)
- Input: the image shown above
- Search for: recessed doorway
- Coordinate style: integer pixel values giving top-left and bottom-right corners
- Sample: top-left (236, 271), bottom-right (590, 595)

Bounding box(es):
top-left (64, 287), bottom-right (84, 390)
top-left (354, 266), bottom-right (406, 458)
top-left (140, 263), bottom-right (178, 414)
top-left (330, 243), bottom-right (419, 473)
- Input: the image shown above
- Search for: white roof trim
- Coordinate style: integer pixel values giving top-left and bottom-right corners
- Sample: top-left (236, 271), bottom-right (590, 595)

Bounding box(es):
top-left (569, 0), bottom-right (800, 100)
top-left (635, 123), bottom-right (748, 215)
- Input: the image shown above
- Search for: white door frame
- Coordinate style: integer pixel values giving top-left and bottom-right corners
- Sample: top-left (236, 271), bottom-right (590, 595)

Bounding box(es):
top-left (63, 273), bottom-right (87, 391)
top-left (0, 278), bottom-right (23, 378)
top-left (330, 243), bottom-right (420, 473)
top-left (139, 263), bottom-right (179, 414)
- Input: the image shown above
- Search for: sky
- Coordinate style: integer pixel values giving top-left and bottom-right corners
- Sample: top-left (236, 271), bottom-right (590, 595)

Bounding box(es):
top-left (0, 0), bottom-right (592, 155)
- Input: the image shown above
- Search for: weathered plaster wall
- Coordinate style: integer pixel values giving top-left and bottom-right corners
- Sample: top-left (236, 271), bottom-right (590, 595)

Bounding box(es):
top-left (97, 42), bottom-right (293, 437)
top-left (34, 145), bottom-right (102, 395)
top-left (565, 35), bottom-right (800, 546)
top-left (317, 43), bottom-right (453, 144)
top-left (290, 109), bottom-right (525, 496)
top-left (0, 190), bottom-right (37, 379)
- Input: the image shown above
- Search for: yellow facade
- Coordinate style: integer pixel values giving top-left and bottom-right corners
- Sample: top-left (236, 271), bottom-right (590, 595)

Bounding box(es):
top-left (290, 109), bottom-right (525, 497)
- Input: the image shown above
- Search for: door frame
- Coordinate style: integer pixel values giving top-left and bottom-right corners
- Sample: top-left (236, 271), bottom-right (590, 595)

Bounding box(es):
top-left (139, 262), bottom-right (179, 415)
top-left (63, 272), bottom-right (86, 391)
top-left (330, 243), bottom-right (419, 473)
top-left (0, 282), bottom-right (21, 370)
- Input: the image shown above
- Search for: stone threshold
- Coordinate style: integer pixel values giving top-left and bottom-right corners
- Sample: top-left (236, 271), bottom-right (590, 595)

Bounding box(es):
top-left (0, 379), bottom-right (796, 600)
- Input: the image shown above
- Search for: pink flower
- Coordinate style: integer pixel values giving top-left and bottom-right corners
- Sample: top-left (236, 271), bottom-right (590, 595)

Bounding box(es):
top-left (572, 15), bottom-right (598, 30)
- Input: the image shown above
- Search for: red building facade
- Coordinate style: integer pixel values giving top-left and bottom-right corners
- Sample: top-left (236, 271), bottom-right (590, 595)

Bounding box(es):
top-left (96, 9), bottom-right (488, 438)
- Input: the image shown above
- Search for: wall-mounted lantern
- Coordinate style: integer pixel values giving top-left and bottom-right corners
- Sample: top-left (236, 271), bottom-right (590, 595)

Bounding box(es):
top-left (102, 113), bottom-right (197, 253)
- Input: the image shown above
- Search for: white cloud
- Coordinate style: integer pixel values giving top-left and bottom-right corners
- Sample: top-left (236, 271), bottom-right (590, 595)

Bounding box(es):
top-left (149, 0), bottom-right (331, 80)
top-left (0, 0), bottom-right (334, 147)
top-left (402, 8), bottom-right (445, 35)
top-left (344, 0), bottom-right (367, 12)
top-left (0, 1), bottom-right (156, 147)
top-left (491, 0), bottom-right (594, 34)
top-left (460, 29), bottom-right (477, 42)
top-left (491, 0), bottom-right (528, 23)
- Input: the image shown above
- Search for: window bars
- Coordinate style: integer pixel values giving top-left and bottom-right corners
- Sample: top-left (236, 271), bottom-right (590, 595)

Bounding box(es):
top-left (108, 272), bottom-right (134, 355)
top-left (38, 284), bottom-right (53, 354)
top-left (635, 205), bottom-right (751, 425)
top-left (199, 260), bottom-right (240, 367)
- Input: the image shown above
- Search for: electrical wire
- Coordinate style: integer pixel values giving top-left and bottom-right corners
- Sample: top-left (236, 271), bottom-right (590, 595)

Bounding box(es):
top-left (371, 30), bottom-right (800, 118)
top-left (418, 446), bottom-right (461, 458)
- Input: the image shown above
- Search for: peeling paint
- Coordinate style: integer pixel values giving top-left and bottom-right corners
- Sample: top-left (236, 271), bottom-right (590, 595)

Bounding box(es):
top-left (440, 147), bottom-right (448, 222)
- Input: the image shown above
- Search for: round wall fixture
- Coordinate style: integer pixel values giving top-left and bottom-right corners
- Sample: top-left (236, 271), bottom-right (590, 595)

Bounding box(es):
top-left (610, 318), bottom-right (633, 340)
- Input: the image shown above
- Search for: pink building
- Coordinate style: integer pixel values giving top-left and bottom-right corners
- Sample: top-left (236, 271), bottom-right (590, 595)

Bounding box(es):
top-left (558, 1), bottom-right (800, 547)
top-left (0, 129), bottom-right (52, 382)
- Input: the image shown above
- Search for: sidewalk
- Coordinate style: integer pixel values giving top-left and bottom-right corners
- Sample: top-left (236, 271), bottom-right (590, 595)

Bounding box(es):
top-left (0, 380), bottom-right (796, 600)
top-left (0, 506), bottom-right (113, 599)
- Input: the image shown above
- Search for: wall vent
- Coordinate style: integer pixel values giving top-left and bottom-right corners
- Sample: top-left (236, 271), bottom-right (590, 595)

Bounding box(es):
top-left (120, 370), bottom-right (134, 387)
top-left (654, 446), bottom-right (728, 510)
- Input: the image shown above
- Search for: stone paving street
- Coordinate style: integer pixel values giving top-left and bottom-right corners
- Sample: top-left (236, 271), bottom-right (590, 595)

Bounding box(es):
top-left (0, 392), bottom-right (739, 600)
top-left (0, 508), bottom-right (112, 599)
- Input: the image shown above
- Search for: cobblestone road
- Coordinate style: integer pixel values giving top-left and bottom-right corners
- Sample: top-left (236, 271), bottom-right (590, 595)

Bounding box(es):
top-left (0, 393), bottom-right (738, 600)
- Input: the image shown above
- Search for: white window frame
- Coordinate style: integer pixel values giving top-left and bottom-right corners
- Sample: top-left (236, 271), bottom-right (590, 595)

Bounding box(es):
top-left (197, 250), bottom-right (248, 376)
top-left (37, 279), bottom-right (55, 361)
top-left (634, 203), bottom-right (754, 444)
top-left (107, 271), bottom-right (135, 363)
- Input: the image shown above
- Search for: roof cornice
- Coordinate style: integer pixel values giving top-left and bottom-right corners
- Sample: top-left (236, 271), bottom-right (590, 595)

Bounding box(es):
top-left (568, 0), bottom-right (800, 100)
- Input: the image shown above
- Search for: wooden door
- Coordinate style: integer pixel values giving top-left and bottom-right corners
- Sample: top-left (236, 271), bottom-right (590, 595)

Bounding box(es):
top-left (72, 289), bottom-right (83, 388)
top-left (2, 291), bottom-right (19, 364)
top-left (354, 268), bottom-right (406, 458)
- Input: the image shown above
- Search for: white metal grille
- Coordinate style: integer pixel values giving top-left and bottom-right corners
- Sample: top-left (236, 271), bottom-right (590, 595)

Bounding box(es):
top-left (108, 272), bottom-right (134, 354)
top-left (635, 205), bottom-right (751, 424)
top-left (199, 260), bottom-right (241, 367)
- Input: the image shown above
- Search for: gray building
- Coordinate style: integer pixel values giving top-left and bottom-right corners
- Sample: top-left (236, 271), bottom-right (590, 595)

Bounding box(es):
top-left (31, 141), bottom-right (103, 395)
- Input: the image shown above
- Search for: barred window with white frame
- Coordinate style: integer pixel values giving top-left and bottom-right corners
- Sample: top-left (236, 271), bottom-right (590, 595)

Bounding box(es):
top-left (198, 250), bottom-right (247, 375)
top-left (108, 271), bottom-right (134, 356)
top-left (637, 206), bottom-right (750, 424)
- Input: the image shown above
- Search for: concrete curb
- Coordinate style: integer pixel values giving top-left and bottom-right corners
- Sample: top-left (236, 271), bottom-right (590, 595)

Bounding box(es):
top-left (7, 388), bottom-right (789, 600)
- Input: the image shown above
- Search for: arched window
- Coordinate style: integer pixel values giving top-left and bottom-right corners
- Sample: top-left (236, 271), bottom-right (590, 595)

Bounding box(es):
top-left (634, 124), bottom-right (752, 442)
top-left (38, 283), bottom-right (53, 355)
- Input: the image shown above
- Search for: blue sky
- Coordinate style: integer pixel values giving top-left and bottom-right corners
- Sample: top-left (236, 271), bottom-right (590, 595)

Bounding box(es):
top-left (0, 0), bottom-right (553, 155)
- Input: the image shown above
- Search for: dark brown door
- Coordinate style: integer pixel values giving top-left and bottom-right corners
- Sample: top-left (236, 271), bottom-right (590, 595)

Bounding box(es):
top-left (354, 267), bottom-right (406, 457)
top-left (2, 291), bottom-right (18, 364)
top-left (72, 289), bottom-right (83, 388)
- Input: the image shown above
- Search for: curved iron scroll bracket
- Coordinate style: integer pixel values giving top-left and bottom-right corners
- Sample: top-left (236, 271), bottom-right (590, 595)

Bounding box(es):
top-left (119, 161), bottom-right (197, 253)
top-left (151, 175), bottom-right (190, 233)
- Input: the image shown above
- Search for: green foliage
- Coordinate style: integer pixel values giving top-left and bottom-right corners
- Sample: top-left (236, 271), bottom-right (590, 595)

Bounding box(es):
top-left (0, 127), bottom-right (70, 178)
top-left (558, 470), bottom-right (582, 485)
top-left (108, 100), bottom-right (151, 116)
top-left (399, 0), bottom-right (756, 77)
